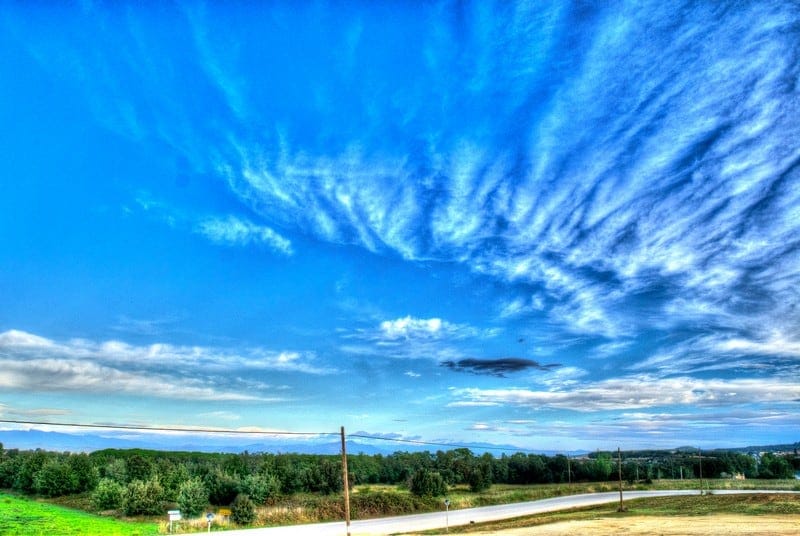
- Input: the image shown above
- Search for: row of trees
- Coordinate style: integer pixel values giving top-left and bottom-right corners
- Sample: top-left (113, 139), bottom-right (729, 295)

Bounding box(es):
top-left (0, 442), bottom-right (797, 517)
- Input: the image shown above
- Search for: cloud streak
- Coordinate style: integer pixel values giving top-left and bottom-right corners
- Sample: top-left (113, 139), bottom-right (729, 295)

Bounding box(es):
top-left (0, 329), bottom-right (333, 402)
top-left (449, 376), bottom-right (800, 412)
top-left (196, 215), bottom-right (293, 255)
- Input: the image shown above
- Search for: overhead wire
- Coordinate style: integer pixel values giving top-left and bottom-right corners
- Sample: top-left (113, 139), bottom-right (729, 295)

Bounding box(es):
top-left (0, 419), bottom-right (549, 454)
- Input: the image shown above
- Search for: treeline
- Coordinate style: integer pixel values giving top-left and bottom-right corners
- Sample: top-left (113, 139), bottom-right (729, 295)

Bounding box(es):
top-left (0, 442), bottom-right (797, 521)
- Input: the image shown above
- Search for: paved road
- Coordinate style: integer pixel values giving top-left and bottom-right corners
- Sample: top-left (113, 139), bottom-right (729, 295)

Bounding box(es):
top-left (218, 489), bottom-right (799, 536)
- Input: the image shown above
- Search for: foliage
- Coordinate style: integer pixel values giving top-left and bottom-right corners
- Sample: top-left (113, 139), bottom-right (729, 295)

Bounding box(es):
top-left (410, 468), bottom-right (448, 497)
top-left (124, 455), bottom-right (153, 483)
top-left (309, 458), bottom-right (343, 494)
top-left (68, 453), bottom-right (99, 492)
top-left (241, 472), bottom-right (280, 504)
top-left (101, 458), bottom-right (128, 483)
top-left (467, 456), bottom-right (493, 492)
top-left (34, 460), bottom-right (77, 497)
top-left (92, 477), bottom-right (126, 510)
top-left (203, 467), bottom-right (240, 505)
top-left (758, 453), bottom-right (795, 479)
top-left (123, 478), bottom-right (164, 516)
top-left (177, 477), bottom-right (208, 517)
top-left (230, 493), bottom-right (256, 525)
top-left (351, 490), bottom-right (438, 517)
top-left (159, 459), bottom-right (190, 501)
top-left (13, 451), bottom-right (47, 492)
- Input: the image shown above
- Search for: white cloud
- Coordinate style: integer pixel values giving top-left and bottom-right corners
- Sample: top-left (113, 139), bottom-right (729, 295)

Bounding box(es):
top-left (379, 316), bottom-right (444, 339)
top-left (449, 376), bottom-right (800, 412)
top-left (341, 316), bottom-right (500, 362)
top-left (0, 329), bottom-right (335, 401)
top-left (0, 357), bottom-right (258, 401)
top-left (404, 371), bottom-right (421, 378)
top-left (716, 334), bottom-right (800, 357)
top-left (0, 329), bottom-right (332, 375)
top-left (197, 215), bottom-right (293, 255)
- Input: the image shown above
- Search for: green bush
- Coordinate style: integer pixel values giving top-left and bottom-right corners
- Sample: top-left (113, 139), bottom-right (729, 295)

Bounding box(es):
top-left (230, 493), bottom-right (256, 525)
top-left (351, 491), bottom-right (436, 517)
top-left (68, 454), bottom-right (99, 493)
top-left (241, 473), bottom-right (280, 504)
top-left (92, 478), bottom-right (125, 510)
top-left (204, 468), bottom-right (240, 506)
top-left (34, 460), bottom-right (77, 497)
top-left (410, 469), bottom-right (447, 497)
top-left (124, 455), bottom-right (153, 483)
top-left (177, 477), bottom-right (208, 517)
top-left (123, 478), bottom-right (164, 515)
top-left (13, 451), bottom-right (47, 492)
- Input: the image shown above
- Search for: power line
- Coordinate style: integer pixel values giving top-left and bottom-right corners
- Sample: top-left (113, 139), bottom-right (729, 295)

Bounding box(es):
top-left (1, 419), bottom-right (549, 455)
top-left (0, 419), bottom-right (338, 437)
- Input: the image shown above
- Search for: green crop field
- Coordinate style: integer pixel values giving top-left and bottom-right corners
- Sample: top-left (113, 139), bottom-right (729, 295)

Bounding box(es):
top-left (0, 492), bottom-right (159, 536)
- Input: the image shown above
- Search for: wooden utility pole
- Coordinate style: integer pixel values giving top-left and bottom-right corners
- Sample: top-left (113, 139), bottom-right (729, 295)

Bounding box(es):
top-left (341, 426), bottom-right (351, 536)
top-left (698, 447), bottom-right (703, 495)
top-left (567, 455), bottom-right (571, 485)
top-left (617, 447), bottom-right (625, 512)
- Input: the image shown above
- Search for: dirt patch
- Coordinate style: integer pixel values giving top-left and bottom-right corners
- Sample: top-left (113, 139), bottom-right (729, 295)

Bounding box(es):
top-left (448, 515), bottom-right (800, 535)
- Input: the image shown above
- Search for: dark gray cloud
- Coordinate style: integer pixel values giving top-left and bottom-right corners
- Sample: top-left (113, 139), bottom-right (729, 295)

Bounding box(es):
top-left (442, 358), bottom-right (561, 377)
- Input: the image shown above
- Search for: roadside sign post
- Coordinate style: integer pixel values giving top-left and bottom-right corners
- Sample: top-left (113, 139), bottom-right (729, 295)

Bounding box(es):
top-left (167, 510), bottom-right (181, 533)
top-left (444, 498), bottom-right (450, 533)
top-left (206, 512), bottom-right (215, 533)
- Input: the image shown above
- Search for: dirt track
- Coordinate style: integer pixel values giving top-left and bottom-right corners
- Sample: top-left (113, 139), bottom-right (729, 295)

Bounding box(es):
top-left (455, 515), bottom-right (800, 535)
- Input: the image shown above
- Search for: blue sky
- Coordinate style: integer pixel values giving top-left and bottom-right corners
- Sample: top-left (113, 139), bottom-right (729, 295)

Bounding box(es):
top-left (1, 1), bottom-right (799, 452)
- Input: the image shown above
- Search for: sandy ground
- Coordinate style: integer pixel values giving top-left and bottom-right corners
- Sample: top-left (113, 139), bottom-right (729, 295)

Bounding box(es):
top-left (441, 515), bottom-right (800, 535)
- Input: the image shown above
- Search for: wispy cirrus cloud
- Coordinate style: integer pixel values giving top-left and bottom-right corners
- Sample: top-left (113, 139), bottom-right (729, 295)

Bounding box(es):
top-left (134, 190), bottom-right (293, 255)
top-left (211, 1), bottom-right (800, 351)
top-left (11, 1), bottom-right (799, 352)
top-left (196, 215), bottom-right (293, 255)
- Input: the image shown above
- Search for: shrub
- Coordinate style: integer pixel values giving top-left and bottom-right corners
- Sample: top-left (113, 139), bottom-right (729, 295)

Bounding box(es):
top-left (13, 451), bottom-right (47, 492)
top-left (203, 468), bottom-right (240, 506)
top-left (467, 461), bottom-right (493, 492)
top-left (241, 473), bottom-right (280, 504)
top-left (177, 477), bottom-right (208, 517)
top-left (410, 469), bottom-right (447, 497)
top-left (34, 460), bottom-right (77, 497)
top-left (92, 478), bottom-right (125, 510)
top-left (124, 455), bottom-right (153, 483)
top-left (230, 493), bottom-right (255, 525)
top-left (123, 478), bottom-right (164, 516)
top-left (68, 454), bottom-right (99, 493)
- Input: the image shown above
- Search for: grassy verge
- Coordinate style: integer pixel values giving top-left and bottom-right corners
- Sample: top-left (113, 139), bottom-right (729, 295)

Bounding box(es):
top-left (0, 492), bottom-right (159, 536)
top-left (410, 492), bottom-right (800, 534)
top-left (429, 478), bottom-right (800, 510)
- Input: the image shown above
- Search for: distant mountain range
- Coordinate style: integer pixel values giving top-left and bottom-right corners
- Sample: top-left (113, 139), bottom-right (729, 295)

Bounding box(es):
top-left (3, 429), bottom-right (793, 457)
top-left (0, 429), bottom-right (571, 456)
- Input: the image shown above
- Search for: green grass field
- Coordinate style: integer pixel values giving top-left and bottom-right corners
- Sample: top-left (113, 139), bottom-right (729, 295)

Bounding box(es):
top-left (0, 492), bottom-right (159, 536)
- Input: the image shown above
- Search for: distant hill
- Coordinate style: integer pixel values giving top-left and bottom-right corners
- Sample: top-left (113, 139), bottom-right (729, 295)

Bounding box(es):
top-left (3, 429), bottom-right (792, 457)
top-left (0, 429), bottom-right (552, 456)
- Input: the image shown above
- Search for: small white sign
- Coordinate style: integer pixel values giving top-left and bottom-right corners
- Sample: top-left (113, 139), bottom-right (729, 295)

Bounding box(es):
top-left (168, 510), bottom-right (182, 521)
